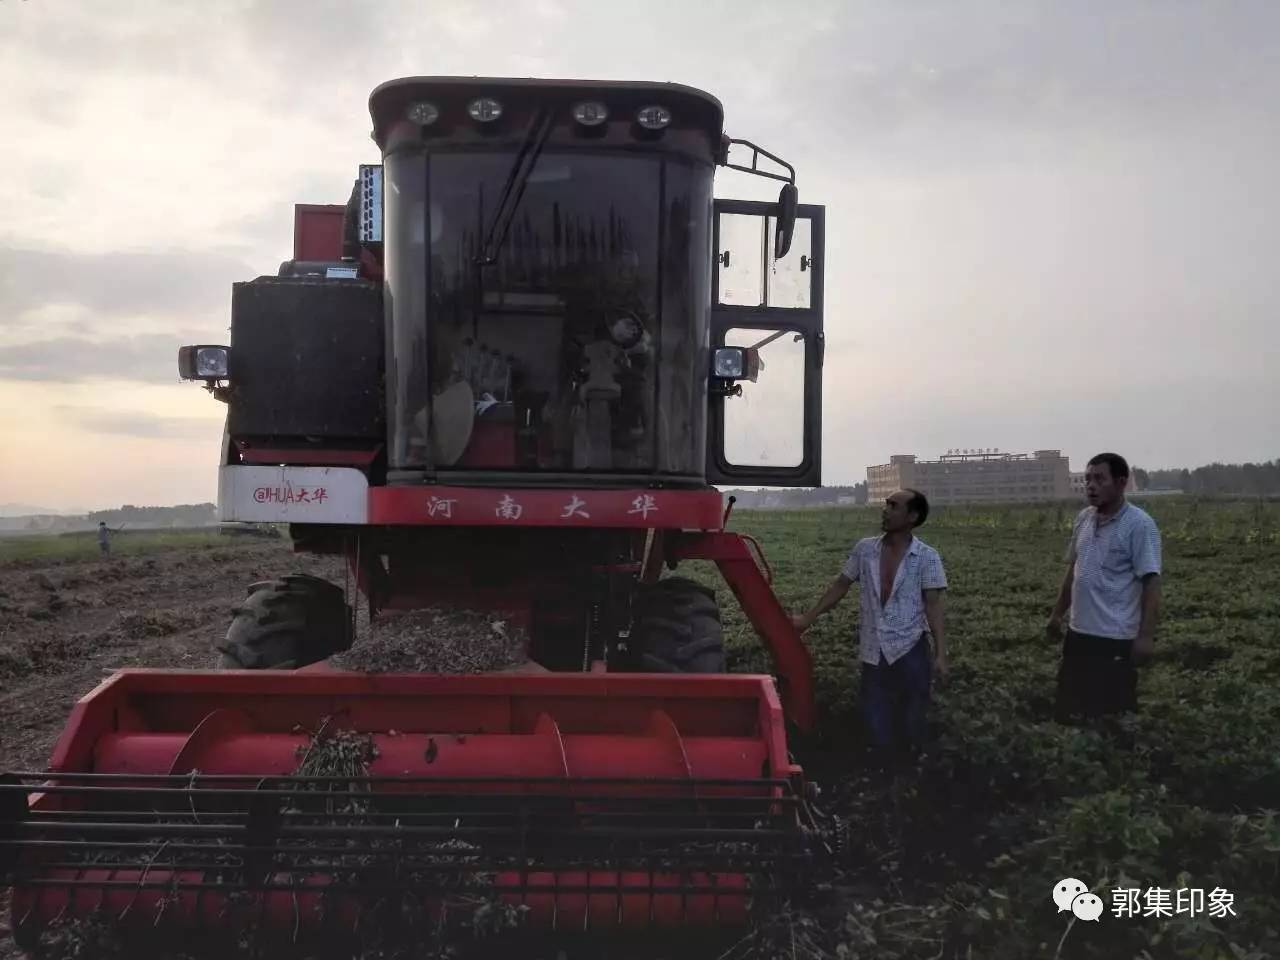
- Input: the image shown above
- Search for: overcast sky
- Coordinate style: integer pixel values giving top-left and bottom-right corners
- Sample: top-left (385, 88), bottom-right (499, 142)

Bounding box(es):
top-left (1, 0), bottom-right (1277, 511)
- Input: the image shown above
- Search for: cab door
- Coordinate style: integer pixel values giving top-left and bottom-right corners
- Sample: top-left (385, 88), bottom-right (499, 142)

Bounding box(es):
top-left (707, 200), bottom-right (825, 487)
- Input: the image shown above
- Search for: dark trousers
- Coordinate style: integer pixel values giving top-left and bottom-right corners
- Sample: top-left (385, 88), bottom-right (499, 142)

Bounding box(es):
top-left (861, 636), bottom-right (932, 757)
top-left (1054, 629), bottom-right (1137, 721)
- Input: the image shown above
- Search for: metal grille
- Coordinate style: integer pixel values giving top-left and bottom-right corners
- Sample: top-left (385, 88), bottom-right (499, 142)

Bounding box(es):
top-left (359, 164), bottom-right (383, 243)
top-left (1, 772), bottom-right (810, 922)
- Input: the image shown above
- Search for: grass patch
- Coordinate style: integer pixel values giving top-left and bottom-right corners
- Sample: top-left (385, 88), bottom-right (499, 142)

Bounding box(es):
top-left (0, 529), bottom-right (231, 564)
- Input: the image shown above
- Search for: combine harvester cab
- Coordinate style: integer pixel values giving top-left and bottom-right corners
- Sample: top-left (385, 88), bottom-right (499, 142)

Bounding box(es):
top-left (3, 76), bottom-right (828, 953)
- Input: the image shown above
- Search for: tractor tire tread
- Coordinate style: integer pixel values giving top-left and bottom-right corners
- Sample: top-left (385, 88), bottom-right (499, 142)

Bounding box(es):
top-left (217, 575), bottom-right (352, 671)
top-left (671, 635), bottom-right (723, 664)
top-left (637, 576), bottom-right (717, 600)
top-left (638, 654), bottom-right (679, 673)
top-left (625, 577), bottom-right (725, 675)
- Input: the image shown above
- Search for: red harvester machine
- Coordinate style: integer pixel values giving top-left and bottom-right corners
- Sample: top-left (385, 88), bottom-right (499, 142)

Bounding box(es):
top-left (1, 77), bottom-right (827, 952)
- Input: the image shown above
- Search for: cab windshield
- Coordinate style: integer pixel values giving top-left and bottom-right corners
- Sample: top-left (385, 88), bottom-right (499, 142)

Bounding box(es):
top-left (386, 149), bottom-right (711, 479)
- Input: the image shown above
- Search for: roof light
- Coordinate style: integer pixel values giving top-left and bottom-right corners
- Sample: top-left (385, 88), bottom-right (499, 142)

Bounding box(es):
top-left (572, 101), bottom-right (608, 126)
top-left (636, 105), bottom-right (671, 130)
top-left (467, 97), bottom-right (503, 123)
top-left (406, 101), bottom-right (439, 126)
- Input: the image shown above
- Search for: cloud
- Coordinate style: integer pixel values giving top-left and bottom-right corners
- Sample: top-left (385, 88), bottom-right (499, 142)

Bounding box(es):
top-left (0, 245), bottom-right (250, 387)
top-left (0, 332), bottom-right (209, 384)
top-left (0, 246), bottom-right (253, 323)
top-left (1, 0), bottom-right (1279, 509)
top-left (915, 5), bottom-right (1269, 118)
top-left (55, 405), bottom-right (223, 440)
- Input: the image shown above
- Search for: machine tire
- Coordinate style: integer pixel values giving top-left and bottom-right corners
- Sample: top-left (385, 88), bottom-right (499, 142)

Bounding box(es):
top-left (217, 575), bottom-right (353, 670)
top-left (627, 576), bottom-right (726, 673)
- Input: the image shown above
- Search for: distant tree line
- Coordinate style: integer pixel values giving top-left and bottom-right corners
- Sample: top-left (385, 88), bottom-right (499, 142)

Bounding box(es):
top-left (1136, 460), bottom-right (1280, 496)
top-left (88, 504), bottom-right (218, 528)
top-left (5, 504), bottom-right (219, 533)
top-left (721, 483), bottom-right (868, 509)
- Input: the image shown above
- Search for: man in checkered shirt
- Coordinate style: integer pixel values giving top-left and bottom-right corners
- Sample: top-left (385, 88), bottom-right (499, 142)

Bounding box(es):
top-left (793, 489), bottom-right (948, 766)
top-left (1049, 452), bottom-right (1162, 721)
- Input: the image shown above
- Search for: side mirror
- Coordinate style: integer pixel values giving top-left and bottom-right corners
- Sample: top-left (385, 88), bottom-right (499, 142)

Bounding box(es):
top-left (774, 183), bottom-right (798, 259)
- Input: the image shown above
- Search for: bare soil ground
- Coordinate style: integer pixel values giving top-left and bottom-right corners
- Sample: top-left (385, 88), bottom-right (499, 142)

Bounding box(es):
top-left (0, 537), bottom-right (341, 773)
top-left (0, 536), bottom-right (342, 957)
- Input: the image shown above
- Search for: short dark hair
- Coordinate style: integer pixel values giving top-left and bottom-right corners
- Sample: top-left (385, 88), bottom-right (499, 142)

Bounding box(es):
top-left (904, 488), bottom-right (929, 527)
top-left (1087, 452), bottom-right (1130, 481)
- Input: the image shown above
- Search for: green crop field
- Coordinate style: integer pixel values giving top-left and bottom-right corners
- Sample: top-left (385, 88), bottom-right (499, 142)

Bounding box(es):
top-left (2, 500), bottom-right (1276, 958)
top-left (0, 528), bottom-right (232, 564)
top-left (693, 497), bottom-right (1280, 959)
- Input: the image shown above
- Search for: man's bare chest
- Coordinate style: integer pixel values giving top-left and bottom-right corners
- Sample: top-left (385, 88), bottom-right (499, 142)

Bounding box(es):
top-left (879, 548), bottom-right (907, 606)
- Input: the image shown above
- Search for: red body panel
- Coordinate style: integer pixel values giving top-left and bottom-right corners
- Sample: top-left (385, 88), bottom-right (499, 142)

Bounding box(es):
top-left (292, 203), bottom-right (346, 261)
top-left (671, 532), bottom-right (816, 731)
top-left (235, 443), bottom-right (382, 466)
top-left (368, 485), bottom-right (725, 530)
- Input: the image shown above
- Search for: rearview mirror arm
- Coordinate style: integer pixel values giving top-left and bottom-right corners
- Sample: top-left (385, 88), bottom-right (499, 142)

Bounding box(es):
top-left (717, 136), bottom-right (796, 185)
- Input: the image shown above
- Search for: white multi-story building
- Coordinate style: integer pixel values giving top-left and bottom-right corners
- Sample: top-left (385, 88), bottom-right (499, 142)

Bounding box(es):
top-left (867, 449), bottom-right (1073, 504)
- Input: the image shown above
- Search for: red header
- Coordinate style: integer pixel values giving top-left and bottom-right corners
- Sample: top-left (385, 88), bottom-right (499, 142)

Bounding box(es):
top-left (368, 486), bottom-right (724, 530)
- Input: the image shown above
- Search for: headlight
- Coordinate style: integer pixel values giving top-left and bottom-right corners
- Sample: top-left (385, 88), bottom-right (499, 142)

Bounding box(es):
top-left (636, 105), bottom-right (672, 130)
top-left (572, 101), bottom-right (608, 126)
top-left (178, 345), bottom-right (230, 380)
top-left (711, 346), bottom-right (761, 382)
top-left (713, 347), bottom-right (746, 379)
top-left (467, 97), bottom-right (503, 122)
top-left (406, 101), bottom-right (440, 126)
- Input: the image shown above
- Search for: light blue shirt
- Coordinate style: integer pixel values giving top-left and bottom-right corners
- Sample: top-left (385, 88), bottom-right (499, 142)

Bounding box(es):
top-left (1067, 502), bottom-right (1162, 640)
top-left (842, 535), bottom-right (948, 665)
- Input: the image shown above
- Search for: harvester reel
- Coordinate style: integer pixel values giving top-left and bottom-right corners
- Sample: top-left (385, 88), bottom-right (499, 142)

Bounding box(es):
top-left (627, 576), bottom-right (726, 673)
top-left (217, 574), bottom-right (353, 669)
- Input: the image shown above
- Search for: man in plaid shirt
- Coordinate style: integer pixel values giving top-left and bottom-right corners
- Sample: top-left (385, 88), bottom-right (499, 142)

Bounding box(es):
top-left (793, 489), bottom-right (948, 766)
